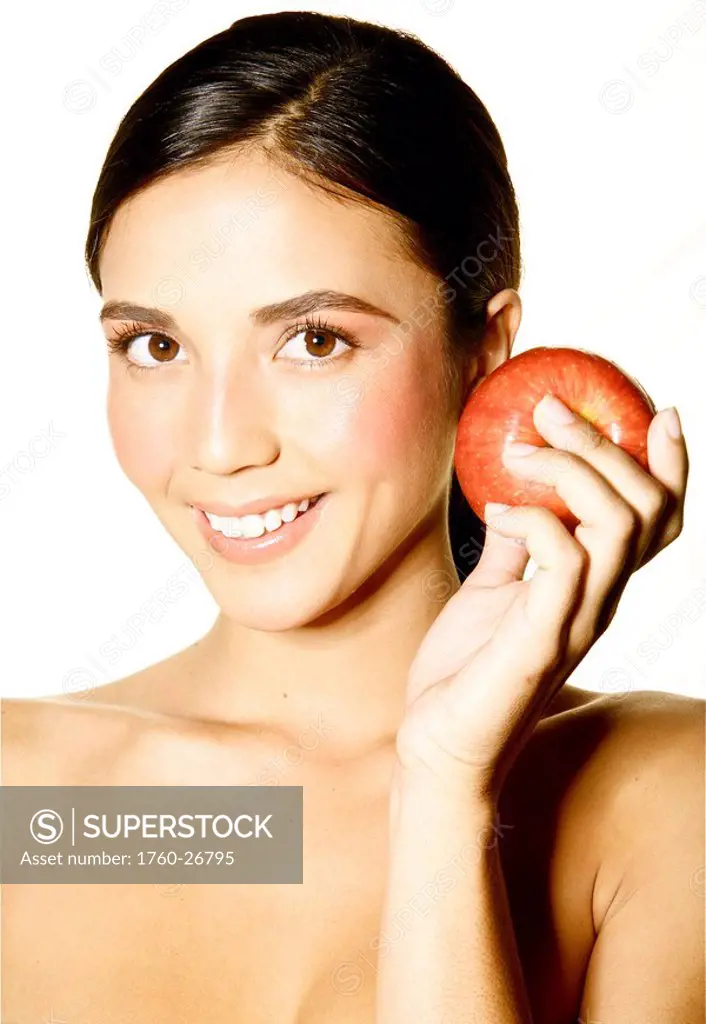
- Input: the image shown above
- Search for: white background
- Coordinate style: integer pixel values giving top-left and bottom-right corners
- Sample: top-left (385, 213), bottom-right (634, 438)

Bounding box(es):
top-left (1, 0), bottom-right (704, 700)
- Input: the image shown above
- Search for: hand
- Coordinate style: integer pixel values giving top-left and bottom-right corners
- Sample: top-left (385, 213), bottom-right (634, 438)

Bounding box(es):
top-left (397, 394), bottom-right (688, 801)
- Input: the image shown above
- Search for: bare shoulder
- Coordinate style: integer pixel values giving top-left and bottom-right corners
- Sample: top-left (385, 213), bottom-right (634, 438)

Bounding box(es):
top-left (0, 644), bottom-right (224, 785)
top-left (532, 683), bottom-right (703, 766)
top-left (587, 688), bottom-right (704, 893)
top-left (551, 692), bottom-right (704, 1020)
top-left (545, 686), bottom-right (704, 920)
top-left (546, 683), bottom-right (703, 752)
top-left (0, 692), bottom-right (163, 785)
top-left (511, 682), bottom-right (702, 780)
top-left (505, 685), bottom-right (703, 881)
top-left (565, 685), bottom-right (704, 798)
top-left (0, 641), bottom-right (201, 775)
top-left (537, 684), bottom-right (704, 809)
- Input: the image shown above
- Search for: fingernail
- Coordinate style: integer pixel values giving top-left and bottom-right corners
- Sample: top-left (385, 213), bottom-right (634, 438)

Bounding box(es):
top-left (505, 441), bottom-right (540, 457)
top-left (537, 393), bottom-right (575, 425)
top-left (662, 406), bottom-right (682, 440)
top-left (485, 502), bottom-right (511, 518)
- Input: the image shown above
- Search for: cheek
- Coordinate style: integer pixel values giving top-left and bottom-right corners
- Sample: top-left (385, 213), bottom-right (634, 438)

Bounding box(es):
top-left (107, 379), bottom-right (175, 492)
top-left (313, 357), bottom-right (451, 482)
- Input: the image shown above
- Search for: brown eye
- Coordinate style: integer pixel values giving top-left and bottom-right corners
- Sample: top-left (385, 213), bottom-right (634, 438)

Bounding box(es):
top-left (303, 328), bottom-right (337, 358)
top-left (277, 325), bottom-right (354, 365)
top-left (144, 335), bottom-right (180, 363)
top-left (112, 331), bottom-right (188, 369)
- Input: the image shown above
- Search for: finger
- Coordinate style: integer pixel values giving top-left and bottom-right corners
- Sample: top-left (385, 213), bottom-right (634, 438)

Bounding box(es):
top-left (471, 506), bottom-right (531, 587)
top-left (501, 441), bottom-right (641, 587)
top-left (497, 438), bottom-right (639, 641)
top-left (528, 394), bottom-right (670, 564)
top-left (641, 406), bottom-right (689, 564)
top-left (483, 503), bottom-right (585, 658)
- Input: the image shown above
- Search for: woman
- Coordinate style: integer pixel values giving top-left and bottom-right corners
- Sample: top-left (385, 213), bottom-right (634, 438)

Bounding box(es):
top-left (2, 10), bottom-right (703, 1023)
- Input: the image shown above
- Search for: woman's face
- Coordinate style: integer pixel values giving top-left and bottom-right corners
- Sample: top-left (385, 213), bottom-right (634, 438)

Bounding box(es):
top-left (99, 148), bottom-right (468, 630)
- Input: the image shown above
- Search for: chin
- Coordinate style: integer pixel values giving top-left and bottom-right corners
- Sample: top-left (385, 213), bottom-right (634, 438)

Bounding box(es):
top-left (207, 573), bottom-right (347, 632)
top-left (167, 495), bottom-right (400, 630)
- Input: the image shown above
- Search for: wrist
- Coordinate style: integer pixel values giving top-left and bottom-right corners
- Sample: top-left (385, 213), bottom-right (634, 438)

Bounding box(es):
top-left (393, 730), bottom-right (502, 803)
top-left (390, 758), bottom-right (498, 818)
top-left (395, 719), bottom-right (504, 806)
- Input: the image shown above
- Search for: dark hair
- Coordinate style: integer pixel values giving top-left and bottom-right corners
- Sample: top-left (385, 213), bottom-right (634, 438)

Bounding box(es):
top-left (85, 10), bottom-right (521, 582)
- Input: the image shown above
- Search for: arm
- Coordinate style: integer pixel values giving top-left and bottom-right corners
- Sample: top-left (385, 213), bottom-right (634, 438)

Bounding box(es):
top-left (376, 764), bottom-right (532, 1024)
top-left (578, 694), bottom-right (704, 1023)
top-left (375, 396), bottom-right (689, 1022)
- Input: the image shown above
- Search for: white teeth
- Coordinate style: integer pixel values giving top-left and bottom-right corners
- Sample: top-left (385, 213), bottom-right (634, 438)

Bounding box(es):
top-left (203, 495), bottom-right (320, 539)
top-left (207, 515), bottom-right (243, 539)
top-left (239, 514), bottom-right (265, 539)
top-left (263, 509), bottom-right (282, 533)
top-left (280, 502), bottom-right (299, 523)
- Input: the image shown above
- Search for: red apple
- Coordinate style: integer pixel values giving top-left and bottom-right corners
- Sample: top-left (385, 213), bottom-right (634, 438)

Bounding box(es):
top-left (454, 346), bottom-right (656, 530)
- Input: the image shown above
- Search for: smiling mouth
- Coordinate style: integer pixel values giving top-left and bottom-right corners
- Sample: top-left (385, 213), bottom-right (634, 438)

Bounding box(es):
top-left (200, 493), bottom-right (326, 539)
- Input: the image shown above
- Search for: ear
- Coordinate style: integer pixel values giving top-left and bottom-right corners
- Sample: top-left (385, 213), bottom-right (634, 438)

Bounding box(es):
top-left (460, 288), bottom-right (522, 404)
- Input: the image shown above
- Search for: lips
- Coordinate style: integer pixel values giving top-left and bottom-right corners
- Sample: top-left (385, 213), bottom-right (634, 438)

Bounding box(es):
top-left (195, 491), bottom-right (324, 519)
top-left (192, 492), bottom-right (331, 566)
top-left (201, 494), bottom-right (325, 539)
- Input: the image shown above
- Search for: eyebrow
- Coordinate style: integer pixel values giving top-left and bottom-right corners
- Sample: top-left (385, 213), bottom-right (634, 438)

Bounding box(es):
top-left (99, 290), bottom-right (401, 328)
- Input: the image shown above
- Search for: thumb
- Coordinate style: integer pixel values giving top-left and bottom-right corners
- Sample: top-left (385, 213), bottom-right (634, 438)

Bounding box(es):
top-left (469, 504), bottom-right (530, 587)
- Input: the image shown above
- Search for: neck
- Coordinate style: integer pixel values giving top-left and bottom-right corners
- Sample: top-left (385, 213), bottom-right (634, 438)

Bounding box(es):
top-left (171, 522), bottom-right (461, 758)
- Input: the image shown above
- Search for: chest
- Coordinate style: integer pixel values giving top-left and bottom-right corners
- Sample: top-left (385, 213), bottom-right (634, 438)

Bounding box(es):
top-left (2, 730), bottom-right (598, 1023)
top-left (3, 783), bottom-right (388, 1022)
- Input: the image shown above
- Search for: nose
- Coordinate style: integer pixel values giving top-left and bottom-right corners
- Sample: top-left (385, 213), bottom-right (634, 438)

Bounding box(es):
top-left (189, 359), bottom-right (280, 476)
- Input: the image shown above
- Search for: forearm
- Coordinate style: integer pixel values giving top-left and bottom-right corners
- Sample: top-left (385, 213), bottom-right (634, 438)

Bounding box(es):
top-left (375, 764), bottom-right (533, 1024)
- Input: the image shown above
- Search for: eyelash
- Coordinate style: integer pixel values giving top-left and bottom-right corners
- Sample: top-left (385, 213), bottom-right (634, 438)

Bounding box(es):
top-left (106, 314), bottom-right (361, 375)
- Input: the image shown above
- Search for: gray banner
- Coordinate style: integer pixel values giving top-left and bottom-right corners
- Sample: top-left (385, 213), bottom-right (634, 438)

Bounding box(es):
top-left (0, 786), bottom-right (302, 883)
